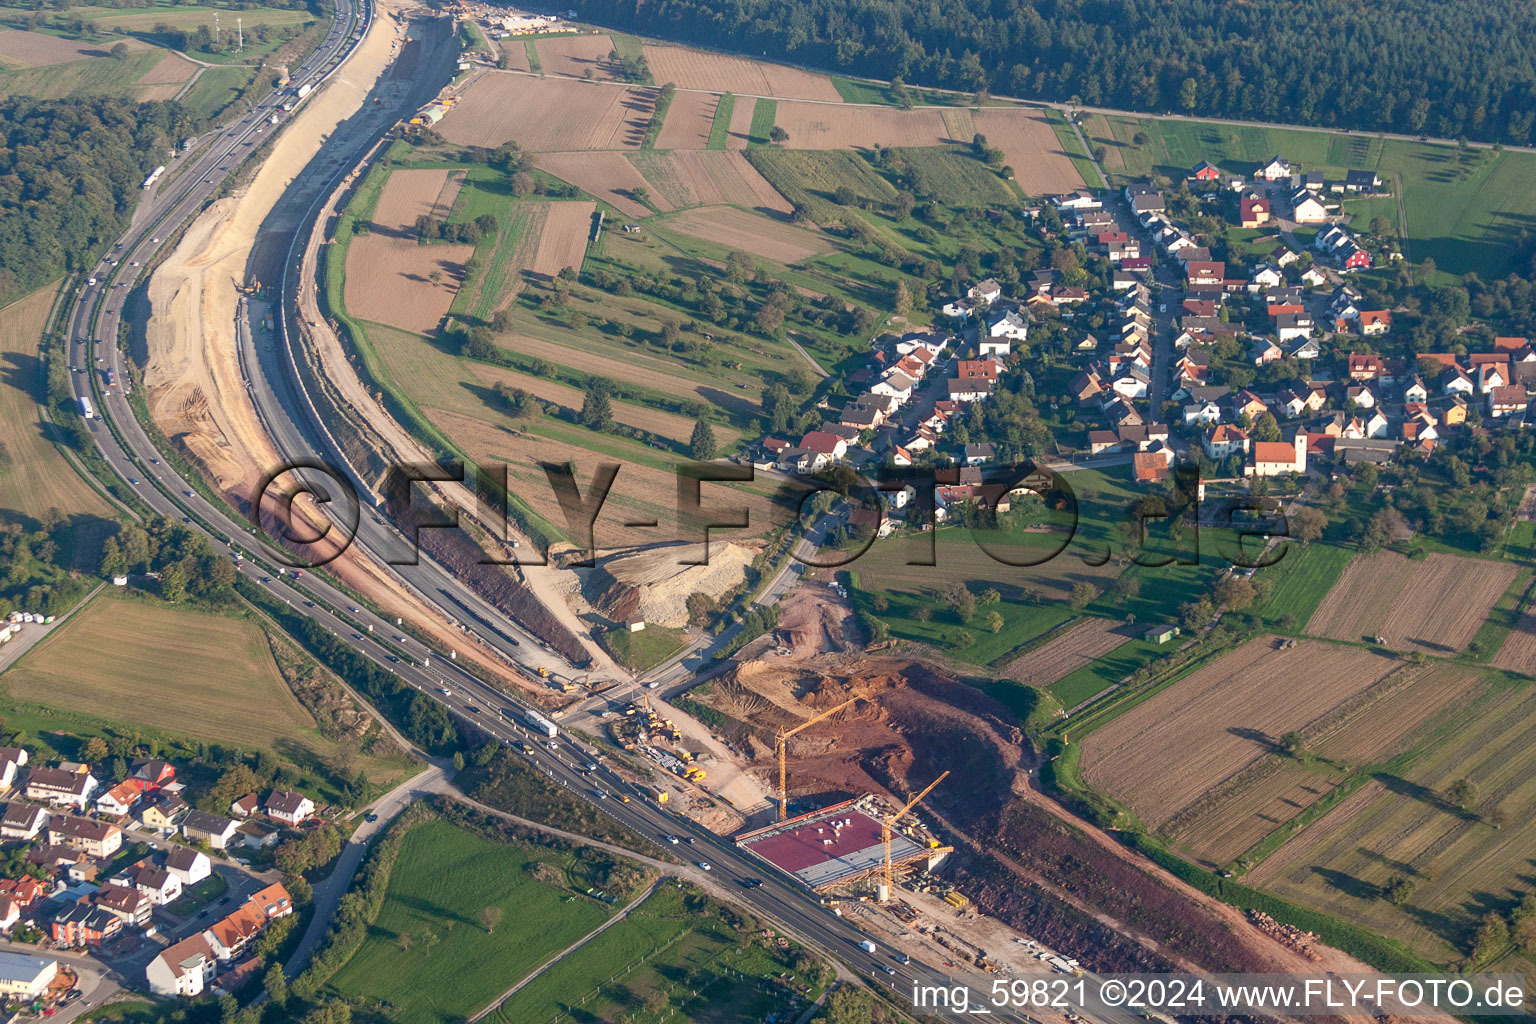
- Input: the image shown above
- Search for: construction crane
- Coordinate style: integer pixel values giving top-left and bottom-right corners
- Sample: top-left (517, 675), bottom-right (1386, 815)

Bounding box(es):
top-left (776, 698), bottom-right (859, 821)
top-left (881, 771), bottom-right (948, 902)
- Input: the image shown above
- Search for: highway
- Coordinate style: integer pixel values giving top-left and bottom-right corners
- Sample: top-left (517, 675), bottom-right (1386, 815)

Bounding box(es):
top-left (46, 6), bottom-right (1056, 1019)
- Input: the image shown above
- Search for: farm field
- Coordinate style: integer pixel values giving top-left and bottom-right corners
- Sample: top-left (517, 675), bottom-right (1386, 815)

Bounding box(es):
top-left (436, 74), bottom-right (654, 150)
top-left (493, 884), bottom-right (820, 1024)
top-left (131, 51), bottom-right (197, 100)
top-left (0, 285), bottom-right (110, 519)
top-left (641, 43), bottom-right (841, 101)
top-left (1306, 551), bottom-right (1516, 654)
top-left (370, 168), bottom-right (465, 232)
top-left (534, 32), bottom-right (618, 80)
top-left (654, 205), bottom-right (830, 263)
top-left (177, 64), bottom-right (255, 120)
top-left (466, 362), bottom-right (738, 447)
top-left (1002, 617), bottom-right (1129, 687)
top-left (1078, 637), bottom-right (1398, 829)
top-left (1161, 661), bottom-right (1484, 867)
top-left (3, 595), bottom-right (346, 759)
top-left (324, 818), bottom-right (625, 1024)
top-left (343, 237), bottom-right (472, 335)
top-left (1246, 541), bottom-right (1355, 628)
top-left (885, 147), bottom-right (1018, 207)
top-left (629, 150), bottom-right (791, 213)
top-left (1492, 606), bottom-right (1536, 674)
top-left (653, 87), bottom-right (717, 150)
top-left (1081, 113), bottom-right (1536, 277)
top-left (86, 4), bottom-right (313, 33)
top-left (969, 108), bottom-right (1085, 194)
top-left (1046, 635), bottom-right (1170, 710)
top-left (0, 28), bottom-right (145, 65)
top-left (1247, 678), bottom-right (1536, 964)
top-left (722, 93), bottom-right (754, 148)
top-left (0, 46), bottom-right (161, 99)
top-left (535, 150), bottom-right (668, 219)
top-left (525, 200), bottom-right (594, 280)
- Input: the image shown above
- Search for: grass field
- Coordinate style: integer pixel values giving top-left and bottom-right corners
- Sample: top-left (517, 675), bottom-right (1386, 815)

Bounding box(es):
top-left (4, 594), bottom-right (348, 763)
top-left (494, 883), bottom-right (821, 1024)
top-left (1247, 541), bottom-right (1356, 628)
top-left (747, 97), bottom-right (776, 145)
top-left (885, 147), bottom-right (1017, 206)
top-left (602, 624), bottom-right (689, 673)
top-left (1046, 110), bottom-right (1104, 188)
top-left (1048, 636), bottom-right (1169, 709)
top-left (0, 285), bottom-right (110, 520)
top-left (1081, 114), bottom-right (1536, 277)
top-left (177, 64), bottom-right (255, 119)
top-left (706, 92), bottom-right (735, 150)
top-left (325, 818), bottom-right (622, 1024)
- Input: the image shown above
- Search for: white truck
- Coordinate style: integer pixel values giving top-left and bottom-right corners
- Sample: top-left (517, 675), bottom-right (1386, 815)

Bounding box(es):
top-left (79, 396), bottom-right (93, 420)
top-left (523, 709), bottom-right (558, 739)
top-left (858, 940), bottom-right (877, 954)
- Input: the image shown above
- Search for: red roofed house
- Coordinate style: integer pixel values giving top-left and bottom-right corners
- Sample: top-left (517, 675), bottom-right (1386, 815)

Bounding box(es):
top-left (1347, 353), bottom-right (1382, 381)
top-left (1359, 310), bottom-right (1392, 336)
top-left (1342, 246), bottom-right (1372, 270)
top-left (798, 431), bottom-right (847, 462)
top-left (1133, 446), bottom-right (1174, 483)
top-left (1192, 161), bottom-right (1221, 181)
top-left (126, 760), bottom-right (176, 795)
top-left (1489, 385), bottom-right (1527, 419)
top-left (954, 359), bottom-right (1001, 380)
top-left (1185, 261), bottom-right (1225, 287)
top-left (1239, 195), bottom-right (1270, 228)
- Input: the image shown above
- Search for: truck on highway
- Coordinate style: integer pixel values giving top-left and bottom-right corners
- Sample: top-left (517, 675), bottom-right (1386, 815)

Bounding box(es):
top-left (858, 940), bottom-right (877, 954)
top-left (523, 709), bottom-right (558, 739)
top-left (142, 165), bottom-right (166, 190)
top-left (78, 396), bottom-right (93, 420)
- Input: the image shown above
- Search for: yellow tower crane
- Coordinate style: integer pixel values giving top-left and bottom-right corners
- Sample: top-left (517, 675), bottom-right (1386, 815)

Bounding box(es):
top-left (881, 770), bottom-right (948, 901)
top-left (776, 698), bottom-right (860, 821)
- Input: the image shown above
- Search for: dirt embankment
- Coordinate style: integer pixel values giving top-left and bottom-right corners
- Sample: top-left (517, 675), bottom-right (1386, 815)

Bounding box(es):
top-left (697, 649), bottom-right (1377, 981)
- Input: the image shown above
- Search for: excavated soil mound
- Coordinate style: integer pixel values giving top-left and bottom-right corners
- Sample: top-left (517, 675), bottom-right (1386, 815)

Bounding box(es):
top-left (581, 541), bottom-right (756, 626)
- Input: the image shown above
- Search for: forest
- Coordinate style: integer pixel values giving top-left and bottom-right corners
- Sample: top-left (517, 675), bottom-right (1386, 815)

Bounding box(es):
top-left (575, 0), bottom-right (1536, 144)
top-left (0, 97), bottom-right (196, 304)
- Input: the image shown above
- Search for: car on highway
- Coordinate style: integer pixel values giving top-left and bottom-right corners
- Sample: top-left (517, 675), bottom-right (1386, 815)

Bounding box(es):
top-left (684, 836), bottom-right (696, 845)
top-left (437, 688), bottom-right (451, 697)
top-left (128, 477), bottom-right (139, 485)
top-left (353, 633), bottom-right (365, 641)
top-left (366, 813), bottom-right (378, 822)
top-left (594, 789), bottom-right (607, 799)
top-left (878, 964), bottom-right (896, 976)
top-left (348, 606), bottom-right (360, 613)
top-left (465, 705), bottom-right (481, 714)
top-left (697, 861), bottom-right (711, 871)
top-left (130, 261), bottom-right (139, 267)
top-left (395, 635), bottom-right (407, 642)
top-left (664, 835), bottom-right (679, 844)
top-left (894, 953), bottom-right (910, 964)
top-left (739, 877), bottom-right (763, 888)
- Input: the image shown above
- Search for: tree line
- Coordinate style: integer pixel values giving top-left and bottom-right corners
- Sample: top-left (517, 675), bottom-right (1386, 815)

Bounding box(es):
top-left (573, 0), bottom-right (1536, 144)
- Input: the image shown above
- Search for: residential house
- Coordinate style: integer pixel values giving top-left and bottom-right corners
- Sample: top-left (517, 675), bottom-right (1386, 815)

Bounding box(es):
top-left (1490, 385), bottom-right (1527, 418)
top-left (1248, 264), bottom-right (1283, 290)
top-left (0, 898), bottom-right (17, 935)
top-left (1364, 410), bottom-right (1391, 438)
top-left (1088, 430), bottom-right (1121, 455)
top-left (1255, 155), bottom-right (1292, 181)
top-left (1340, 244), bottom-right (1372, 270)
top-left (146, 933), bottom-right (218, 997)
top-left (1289, 337), bottom-right (1323, 360)
top-left (0, 802), bottom-right (47, 842)
top-left (181, 810), bottom-right (240, 851)
top-left (1300, 265), bottom-right (1329, 287)
top-left (947, 377), bottom-right (994, 402)
top-left (0, 954), bottom-right (57, 1001)
top-left (140, 792), bottom-right (188, 834)
top-left (1185, 261), bottom-right (1225, 287)
top-left (1204, 424), bottom-right (1251, 459)
top-left (126, 759), bottom-right (176, 795)
top-left (1291, 192), bottom-right (1328, 223)
top-left (112, 861), bottom-right (183, 906)
top-left (1271, 245), bottom-right (1299, 267)
top-left (1360, 310), bottom-right (1392, 336)
top-left (51, 902), bottom-right (123, 948)
top-left (986, 309), bottom-right (1029, 343)
top-left (1478, 362), bottom-right (1510, 394)
top-left (93, 885), bottom-right (153, 929)
top-left (1133, 446), bottom-right (1174, 484)
top-left (1404, 377), bottom-right (1428, 403)
top-left (1247, 435), bottom-right (1308, 477)
top-left (1277, 389), bottom-right (1308, 419)
top-left (1110, 368), bottom-right (1150, 400)
top-left (1347, 354), bottom-right (1383, 381)
top-left (1250, 338), bottom-right (1283, 365)
top-left (963, 444), bottom-right (996, 466)
top-left (96, 782), bottom-right (138, 819)
top-left (1239, 195), bottom-right (1270, 227)
top-left (165, 848), bottom-right (211, 888)
top-left (1233, 390), bottom-right (1270, 422)
top-left (869, 371), bottom-right (915, 403)
top-left (1275, 313), bottom-right (1312, 343)
top-left (940, 297), bottom-right (974, 320)
top-left (47, 816), bottom-right (122, 859)
top-left (1347, 385), bottom-right (1377, 409)
top-left (264, 791), bottom-right (315, 827)
top-left (1443, 368), bottom-right (1475, 395)
top-left (1345, 169), bottom-right (1382, 192)
top-left (1191, 160), bottom-right (1221, 181)
top-left (24, 767), bottom-right (98, 812)
top-left (1056, 191), bottom-right (1101, 211)
top-left (1183, 401), bottom-right (1223, 426)
top-left (966, 278), bottom-right (1003, 305)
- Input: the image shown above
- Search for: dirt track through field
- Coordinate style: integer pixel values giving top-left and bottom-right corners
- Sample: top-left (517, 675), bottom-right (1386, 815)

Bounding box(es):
top-left (1002, 617), bottom-right (1128, 686)
top-left (653, 89), bottom-right (717, 150)
top-left (641, 44), bottom-right (842, 101)
top-left (1080, 637), bottom-right (1396, 829)
top-left (535, 151), bottom-right (667, 219)
top-left (659, 205), bottom-right (829, 262)
top-left (437, 74), bottom-right (653, 150)
top-left (630, 151), bottom-right (790, 213)
top-left (1307, 551), bottom-right (1515, 654)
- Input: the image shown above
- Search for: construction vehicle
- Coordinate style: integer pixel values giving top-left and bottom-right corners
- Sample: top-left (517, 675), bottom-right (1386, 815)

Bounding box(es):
top-left (880, 771), bottom-right (948, 902)
top-left (537, 666), bottom-right (549, 677)
top-left (776, 698), bottom-right (859, 820)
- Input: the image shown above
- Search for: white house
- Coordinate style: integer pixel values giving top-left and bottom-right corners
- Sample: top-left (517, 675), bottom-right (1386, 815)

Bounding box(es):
top-left (0, 802), bottom-right (47, 842)
top-left (113, 863), bottom-right (183, 906)
top-left (95, 782), bottom-right (137, 819)
top-left (1204, 424), bottom-right (1250, 459)
top-left (870, 371), bottom-right (916, 403)
top-left (146, 933), bottom-right (217, 997)
top-left (1110, 370), bottom-right (1149, 400)
top-left (987, 309), bottom-right (1029, 342)
top-left (1291, 192), bottom-right (1328, 224)
top-left (1248, 265), bottom-right (1283, 290)
top-left (24, 769), bottom-right (98, 812)
top-left (0, 954), bottom-right (57, 1001)
top-left (1183, 401), bottom-right (1223, 426)
top-left (181, 810), bottom-right (240, 851)
top-left (165, 848), bottom-right (211, 887)
top-left (1364, 410), bottom-right (1391, 438)
top-left (967, 278), bottom-right (1003, 305)
top-left (1256, 155), bottom-right (1292, 181)
top-left (263, 791), bottom-right (315, 826)
top-left (1246, 435), bottom-right (1308, 477)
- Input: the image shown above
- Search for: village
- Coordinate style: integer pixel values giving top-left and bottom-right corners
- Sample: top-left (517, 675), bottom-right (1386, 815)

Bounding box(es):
top-left (0, 744), bottom-right (324, 1012)
top-left (747, 151), bottom-right (1526, 527)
